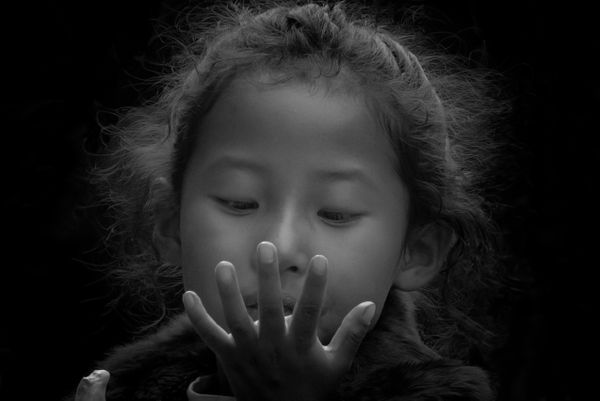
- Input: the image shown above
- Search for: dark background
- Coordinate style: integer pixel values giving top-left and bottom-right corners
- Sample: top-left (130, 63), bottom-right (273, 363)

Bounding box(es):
top-left (2, 0), bottom-right (597, 400)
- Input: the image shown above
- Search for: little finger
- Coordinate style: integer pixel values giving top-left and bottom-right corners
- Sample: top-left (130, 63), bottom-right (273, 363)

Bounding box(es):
top-left (328, 302), bottom-right (375, 370)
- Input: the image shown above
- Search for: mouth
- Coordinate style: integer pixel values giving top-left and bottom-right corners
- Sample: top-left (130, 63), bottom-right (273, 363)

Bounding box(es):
top-left (245, 294), bottom-right (296, 318)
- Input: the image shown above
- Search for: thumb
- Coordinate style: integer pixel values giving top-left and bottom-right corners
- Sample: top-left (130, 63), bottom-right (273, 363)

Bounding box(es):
top-left (75, 370), bottom-right (110, 401)
top-left (327, 302), bottom-right (376, 369)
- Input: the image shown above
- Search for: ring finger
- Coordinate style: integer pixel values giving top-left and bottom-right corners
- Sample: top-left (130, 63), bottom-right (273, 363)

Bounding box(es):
top-left (289, 255), bottom-right (327, 350)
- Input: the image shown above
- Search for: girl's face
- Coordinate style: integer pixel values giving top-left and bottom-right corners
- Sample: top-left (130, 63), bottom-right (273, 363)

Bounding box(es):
top-left (178, 79), bottom-right (410, 343)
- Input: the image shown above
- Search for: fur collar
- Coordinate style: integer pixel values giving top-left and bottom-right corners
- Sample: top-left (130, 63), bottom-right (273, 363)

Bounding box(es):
top-left (81, 290), bottom-right (492, 400)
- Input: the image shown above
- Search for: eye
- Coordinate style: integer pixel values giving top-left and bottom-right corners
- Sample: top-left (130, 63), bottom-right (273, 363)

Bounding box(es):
top-left (215, 198), bottom-right (259, 214)
top-left (317, 210), bottom-right (361, 225)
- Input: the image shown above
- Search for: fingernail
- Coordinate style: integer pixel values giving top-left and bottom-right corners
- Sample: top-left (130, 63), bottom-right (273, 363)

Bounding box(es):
top-left (311, 255), bottom-right (327, 276)
top-left (216, 262), bottom-right (234, 283)
top-left (258, 242), bottom-right (275, 263)
top-left (361, 302), bottom-right (376, 325)
top-left (183, 291), bottom-right (197, 309)
top-left (85, 370), bottom-right (109, 383)
top-left (77, 369), bottom-right (110, 399)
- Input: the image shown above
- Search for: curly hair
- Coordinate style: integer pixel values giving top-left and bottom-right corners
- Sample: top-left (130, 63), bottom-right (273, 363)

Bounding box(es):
top-left (91, 0), bottom-right (510, 364)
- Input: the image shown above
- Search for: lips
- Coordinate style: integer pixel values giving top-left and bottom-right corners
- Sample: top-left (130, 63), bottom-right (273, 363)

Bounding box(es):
top-left (244, 294), bottom-right (297, 317)
top-left (282, 297), bottom-right (295, 315)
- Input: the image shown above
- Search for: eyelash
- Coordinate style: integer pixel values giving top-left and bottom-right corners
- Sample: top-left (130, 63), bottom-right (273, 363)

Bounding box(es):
top-left (215, 198), bottom-right (361, 225)
top-left (216, 198), bottom-right (259, 214)
top-left (317, 210), bottom-right (360, 225)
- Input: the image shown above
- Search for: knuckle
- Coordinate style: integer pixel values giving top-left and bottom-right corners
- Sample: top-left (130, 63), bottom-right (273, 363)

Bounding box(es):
top-left (259, 265), bottom-right (278, 278)
top-left (347, 327), bottom-right (366, 345)
top-left (296, 303), bottom-right (320, 320)
top-left (228, 320), bottom-right (250, 336)
top-left (260, 302), bottom-right (283, 317)
top-left (294, 340), bottom-right (310, 353)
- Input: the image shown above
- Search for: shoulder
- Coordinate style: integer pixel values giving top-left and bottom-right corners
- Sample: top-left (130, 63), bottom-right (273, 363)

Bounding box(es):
top-left (338, 290), bottom-right (494, 401)
top-left (340, 358), bottom-right (492, 401)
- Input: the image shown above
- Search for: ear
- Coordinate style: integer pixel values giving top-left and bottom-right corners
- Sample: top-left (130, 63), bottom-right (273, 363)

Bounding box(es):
top-left (151, 178), bottom-right (182, 266)
top-left (394, 223), bottom-right (456, 291)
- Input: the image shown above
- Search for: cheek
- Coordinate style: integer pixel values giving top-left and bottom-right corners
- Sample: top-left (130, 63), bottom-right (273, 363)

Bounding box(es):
top-left (326, 219), bottom-right (404, 286)
top-left (328, 249), bottom-right (398, 307)
top-left (180, 202), bottom-right (253, 268)
top-left (319, 221), bottom-right (404, 328)
top-left (180, 203), bottom-right (259, 329)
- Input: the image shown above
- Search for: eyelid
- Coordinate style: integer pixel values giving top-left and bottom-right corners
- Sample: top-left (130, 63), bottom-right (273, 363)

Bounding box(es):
top-left (317, 209), bottom-right (364, 226)
top-left (213, 197), bottom-right (259, 213)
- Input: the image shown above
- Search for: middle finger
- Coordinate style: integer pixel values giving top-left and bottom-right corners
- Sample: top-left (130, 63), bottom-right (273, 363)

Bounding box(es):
top-left (257, 241), bottom-right (285, 340)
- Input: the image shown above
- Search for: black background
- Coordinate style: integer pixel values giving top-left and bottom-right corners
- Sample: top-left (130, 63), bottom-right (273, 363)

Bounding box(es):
top-left (2, 0), bottom-right (597, 400)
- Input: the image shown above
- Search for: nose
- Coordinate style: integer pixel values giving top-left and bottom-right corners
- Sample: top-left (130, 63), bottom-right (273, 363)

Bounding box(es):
top-left (261, 208), bottom-right (310, 275)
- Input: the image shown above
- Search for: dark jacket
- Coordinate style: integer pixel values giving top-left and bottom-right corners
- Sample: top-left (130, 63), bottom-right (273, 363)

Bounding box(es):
top-left (67, 290), bottom-right (493, 400)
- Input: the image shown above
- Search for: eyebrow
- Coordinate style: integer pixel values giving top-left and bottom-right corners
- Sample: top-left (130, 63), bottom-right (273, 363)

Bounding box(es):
top-left (205, 155), bottom-right (268, 174)
top-left (206, 155), bottom-right (377, 189)
top-left (313, 168), bottom-right (377, 189)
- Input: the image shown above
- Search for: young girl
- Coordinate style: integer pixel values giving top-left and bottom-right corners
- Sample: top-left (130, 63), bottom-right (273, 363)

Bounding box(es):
top-left (71, 1), bottom-right (507, 400)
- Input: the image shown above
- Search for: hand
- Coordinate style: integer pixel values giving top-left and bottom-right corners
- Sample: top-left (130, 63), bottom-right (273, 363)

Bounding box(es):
top-left (183, 241), bottom-right (376, 401)
top-left (75, 370), bottom-right (109, 401)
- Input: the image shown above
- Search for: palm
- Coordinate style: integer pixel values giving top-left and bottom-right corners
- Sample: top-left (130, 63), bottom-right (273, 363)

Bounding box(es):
top-left (183, 242), bottom-right (375, 401)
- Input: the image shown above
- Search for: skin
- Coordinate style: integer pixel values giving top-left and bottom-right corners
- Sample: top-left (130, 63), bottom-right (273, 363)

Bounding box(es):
top-left (75, 370), bottom-right (109, 401)
top-left (178, 79), bottom-right (411, 344)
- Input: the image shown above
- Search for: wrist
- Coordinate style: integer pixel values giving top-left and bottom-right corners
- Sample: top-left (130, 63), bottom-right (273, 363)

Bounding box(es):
top-left (187, 375), bottom-right (236, 401)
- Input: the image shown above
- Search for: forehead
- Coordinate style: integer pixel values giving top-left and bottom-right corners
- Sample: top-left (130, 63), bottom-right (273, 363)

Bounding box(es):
top-left (194, 78), bottom-right (396, 163)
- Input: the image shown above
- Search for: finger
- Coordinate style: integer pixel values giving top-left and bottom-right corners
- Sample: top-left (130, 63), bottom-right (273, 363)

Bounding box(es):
top-left (328, 302), bottom-right (375, 369)
top-left (183, 290), bottom-right (231, 353)
top-left (257, 241), bottom-right (285, 339)
top-left (75, 370), bottom-right (109, 401)
top-left (215, 261), bottom-right (257, 346)
top-left (289, 255), bottom-right (327, 350)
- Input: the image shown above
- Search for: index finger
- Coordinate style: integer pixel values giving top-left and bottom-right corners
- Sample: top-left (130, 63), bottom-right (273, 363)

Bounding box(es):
top-left (183, 290), bottom-right (232, 353)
